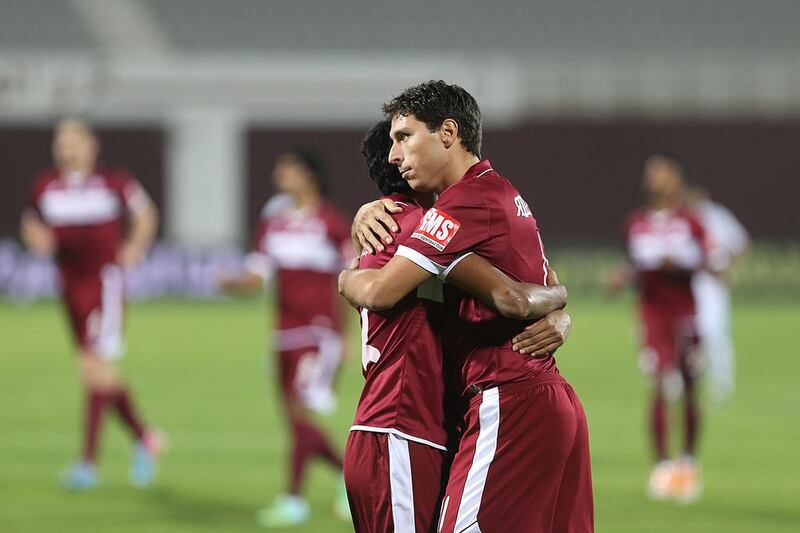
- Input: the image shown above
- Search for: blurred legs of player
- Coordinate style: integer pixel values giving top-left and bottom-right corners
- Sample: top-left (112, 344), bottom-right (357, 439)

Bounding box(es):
top-left (693, 272), bottom-right (736, 405)
top-left (640, 306), bottom-right (703, 503)
top-left (256, 326), bottom-right (347, 528)
top-left (59, 268), bottom-right (164, 491)
top-left (344, 431), bottom-right (449, 532)
top-left (438, 376), bottom-right (593, 533)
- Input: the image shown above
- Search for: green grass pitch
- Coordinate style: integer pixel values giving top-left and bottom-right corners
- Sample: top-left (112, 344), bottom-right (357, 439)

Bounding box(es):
top-left (1, 296), bottom-right (798, 532)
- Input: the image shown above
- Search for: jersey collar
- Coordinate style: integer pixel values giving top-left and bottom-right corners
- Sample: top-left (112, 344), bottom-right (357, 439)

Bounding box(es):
top-left (462, 159), bottom-right (494, 181)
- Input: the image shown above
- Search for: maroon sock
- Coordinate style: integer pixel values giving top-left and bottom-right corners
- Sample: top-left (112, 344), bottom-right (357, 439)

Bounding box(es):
top-left (684, 385), bottom-right (700, 456)
top-left (651, 391), bottom-right (668, 461)
top-left (306, 422), bottom-right (343, 470)
top-left (289, 419), bottom-right (343, 493)
top-left (83, 390), bottom-right (107, 463)
top-left (290, 421), bottom-right (314, 494)
top-left (111, 387), bottom-right (146, 441)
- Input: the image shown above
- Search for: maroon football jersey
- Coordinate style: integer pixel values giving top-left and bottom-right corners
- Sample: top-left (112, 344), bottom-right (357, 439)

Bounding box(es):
top-left (27, 167), bottom-right (151, 284)
top-left (351, 193), bottom-right (449, 450)
top-left (625, 207), bottom-right (707, 314)
top-left (396, 160), bottom-right (557, 398)
top-left (250, 195), bottom-right (353, 330)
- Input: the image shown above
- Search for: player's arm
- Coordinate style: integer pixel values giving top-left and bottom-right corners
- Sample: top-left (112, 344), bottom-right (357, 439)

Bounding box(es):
top-left (445, 254), bottom-right (567, 320)
top-left (19, 210), bottom-right (56, 257)
top-left (511, 309), bottom-right (572, 357)
top-left (218, 252), bottom-right (272, 294)
top-left (118, 200), bottom-right (159, 268)
top-left (351, 199), bottom-right (403, 255)
top-left (338, 255), bottom-right (432, 311)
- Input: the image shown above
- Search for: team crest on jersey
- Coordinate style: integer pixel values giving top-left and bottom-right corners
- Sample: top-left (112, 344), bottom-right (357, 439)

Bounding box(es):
top-left (411, 208), bottom-right (461, 251)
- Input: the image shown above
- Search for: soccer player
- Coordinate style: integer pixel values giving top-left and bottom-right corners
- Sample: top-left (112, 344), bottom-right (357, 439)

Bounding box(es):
top-left (619, 154), bottom-right (709, 502)
top-left (340, 81), bottom-right (593, 532)
top-left (346, 119), bottom-right (573, 532)
top-left (219, 150), bottom-right (353, 528)
top-left (687, 186), bottom-right (750, 405)
top-left (20, 119), bottom-right (163, 491)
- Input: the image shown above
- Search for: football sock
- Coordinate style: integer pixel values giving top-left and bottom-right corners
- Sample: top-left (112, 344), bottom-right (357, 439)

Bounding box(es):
top-left (651, 391), bottom-right (668, 461)
top-left (111, 386), bottom-right (146, 441)
top-left (289, 419), bottom-right (343, 494)
top-left (684, 383), bottom-right (700, 457)
top-left (83, 389), bottom-right (107, 463)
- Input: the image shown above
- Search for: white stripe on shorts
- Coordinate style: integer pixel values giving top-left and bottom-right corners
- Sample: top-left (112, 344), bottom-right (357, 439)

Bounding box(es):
top-left (97, 265), bottom-right (124, 360)
top-left (454, 387), bottom-right (500, 533)
top-left (388, 433), bottom-right (416, 533)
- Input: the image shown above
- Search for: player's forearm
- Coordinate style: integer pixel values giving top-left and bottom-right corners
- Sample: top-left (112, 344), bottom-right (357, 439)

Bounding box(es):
top-left (491, 283), bottom-right (567, 321)
top-left (19, 215), bottom-right (55, 257)
top-left (220, 272), bottom-right (264, 294)
top-left (127, 205), bottom-right (158, 251)
top-left (338, 268), bottom-right (397, 311)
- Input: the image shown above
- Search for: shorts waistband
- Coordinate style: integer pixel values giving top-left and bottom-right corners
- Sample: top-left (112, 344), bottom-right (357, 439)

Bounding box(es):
top-left (466, 373), bottom-right (565, 403)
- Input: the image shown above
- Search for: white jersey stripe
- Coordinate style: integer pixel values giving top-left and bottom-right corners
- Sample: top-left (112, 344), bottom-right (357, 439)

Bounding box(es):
top-left (388, 434), bottom-right (416, 533)
top-left (396, 245), bottom-right (443, 276)
top-left (454, 387), bottom-right (500, 533)
top-left (349, 425), bottom-right (447, 452)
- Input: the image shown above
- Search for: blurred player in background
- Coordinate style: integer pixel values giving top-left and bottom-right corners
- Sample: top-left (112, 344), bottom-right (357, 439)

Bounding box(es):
top-left (612, 154), bottom-right (709, 503)
top-left (687, 186), bottom-right (750, 405)
top-left (341, 82), bottom-right (593, 532)
top-left (20, 119), bottom-right (163, 491)
top-left (219, 150), bottom-right (353, 528)
top-left (345, 119), bottom-right (573, 532)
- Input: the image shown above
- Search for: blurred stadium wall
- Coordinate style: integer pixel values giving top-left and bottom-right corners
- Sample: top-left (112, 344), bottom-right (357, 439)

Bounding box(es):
top-left (1, 0), bottom-right (798, 296)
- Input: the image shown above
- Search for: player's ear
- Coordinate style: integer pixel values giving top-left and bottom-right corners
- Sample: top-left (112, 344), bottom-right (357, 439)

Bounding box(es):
top-left (440, 119), bottom-right (459, 149)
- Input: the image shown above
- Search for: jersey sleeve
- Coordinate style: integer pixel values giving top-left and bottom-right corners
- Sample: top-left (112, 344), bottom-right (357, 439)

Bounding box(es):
top-left (243, 219), bottom-right (274, 278)
top-left (327, 207), bottom-right (356, 267)
top-left (720, 206), bottom-right (750, 256)
top-left (395, 188), bottom-right (489, 277)
top-left (118, 171), bottom-right (152, 214)
top-left (25, 177), bottom-right (46, 220)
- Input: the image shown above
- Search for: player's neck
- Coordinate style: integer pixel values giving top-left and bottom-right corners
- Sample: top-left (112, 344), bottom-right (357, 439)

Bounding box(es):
top-left (293, 190), bottom-right (321, 210)
top-left (439, 154), bottom-right (481, 192)
top-left (59, 165), bottom-right (93, 182)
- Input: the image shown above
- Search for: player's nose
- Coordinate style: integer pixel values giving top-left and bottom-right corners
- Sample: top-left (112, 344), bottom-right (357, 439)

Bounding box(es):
top-left (388, 143), bottom-right (402, 166)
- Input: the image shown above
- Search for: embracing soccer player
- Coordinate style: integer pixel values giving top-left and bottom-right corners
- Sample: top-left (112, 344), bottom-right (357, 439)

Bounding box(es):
top-left (340, 82), bottom-right (594, 532)
top-left (345, 119), bottom-right (573, 532)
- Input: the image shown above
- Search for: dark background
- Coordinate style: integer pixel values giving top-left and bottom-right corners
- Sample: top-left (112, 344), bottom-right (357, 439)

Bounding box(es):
top-left (3, 119), bottom-right (797, 245)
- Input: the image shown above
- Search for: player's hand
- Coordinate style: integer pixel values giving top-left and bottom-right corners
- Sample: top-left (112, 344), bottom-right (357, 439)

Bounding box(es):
top-left (546, 265), bottom-right (560, 287)
top-left (20, 213), bottom-right (57, 257)
top-left (606, 266), bottom-right (629, 293)
top-left (511, 309), bottom-right (572, 357)
top-left (352, 199), bottom-right (402, 255)
top-left (116, 241), bottom-right (146, 269)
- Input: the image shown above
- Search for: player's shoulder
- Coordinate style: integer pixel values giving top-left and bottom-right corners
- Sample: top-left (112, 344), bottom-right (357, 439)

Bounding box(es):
top-left (31, 168), bottom-right (59, 190)
top-left (94, 166), bottom-right (137, 190)
top-left (259, 193), bottom-right (293, 220)
top-left (384, 193), bottom-right (425, 226)
top-left (624, 208), bottom-right (650, 230)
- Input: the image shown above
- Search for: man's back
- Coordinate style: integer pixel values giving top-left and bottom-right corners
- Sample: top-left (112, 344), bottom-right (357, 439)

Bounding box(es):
top-left (353, 193), bottom-right (449, 450)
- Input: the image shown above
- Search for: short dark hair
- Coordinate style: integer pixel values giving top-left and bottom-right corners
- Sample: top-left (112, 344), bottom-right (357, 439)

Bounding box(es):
top-left (382, 80), bottom-right (482, 158)
top-left (360, 119), bottom-right (412, 196)
top-left (284, 148), bottom-right (328, 195)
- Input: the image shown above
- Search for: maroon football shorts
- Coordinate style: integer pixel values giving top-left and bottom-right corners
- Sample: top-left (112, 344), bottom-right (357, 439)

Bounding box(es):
top-left (62, 265), bottom-right (126, 360)
top-left (275, 325), bottom-right (342, 414)
top-left (639, 305), bottom-right (701, 377)
top-left (438, 376), bottom-right (594, 533)
top-left (345, 430), bottom-right (449, 533)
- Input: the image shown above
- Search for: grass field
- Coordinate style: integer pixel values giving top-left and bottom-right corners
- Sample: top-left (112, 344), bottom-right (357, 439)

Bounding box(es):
top-left (1, 296), bottom-right (799, 533)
